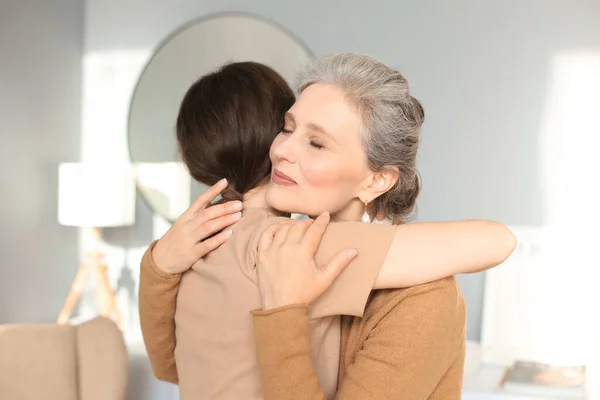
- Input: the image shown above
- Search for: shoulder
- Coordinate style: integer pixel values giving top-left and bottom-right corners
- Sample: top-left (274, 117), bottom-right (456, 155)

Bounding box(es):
top-left (233, 210), bottom-right (289, 272)
top-left (364, 277), bottom-right (466, 329)
top-left (370, 276), bottom-right (464, 305)
top-left (408, 276), bottom-right (465, 307)
top-left (341, 278), bottom-right (467, 372)
top-left (241, 211), bottom-right (289, 249)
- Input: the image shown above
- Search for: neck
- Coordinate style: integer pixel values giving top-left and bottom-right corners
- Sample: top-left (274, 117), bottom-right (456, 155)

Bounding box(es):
top-left (315, 198), bottom-right (366, 222)
top-left (242, 184), bottom-right (286, 216)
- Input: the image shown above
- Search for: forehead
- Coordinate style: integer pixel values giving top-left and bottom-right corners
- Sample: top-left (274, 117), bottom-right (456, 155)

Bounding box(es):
top-left (289, 84), bottom-right (362, 133)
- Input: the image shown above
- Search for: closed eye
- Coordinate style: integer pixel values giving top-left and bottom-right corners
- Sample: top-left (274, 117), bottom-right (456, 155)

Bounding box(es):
top-left (310, 141), bottom-right (324, 150)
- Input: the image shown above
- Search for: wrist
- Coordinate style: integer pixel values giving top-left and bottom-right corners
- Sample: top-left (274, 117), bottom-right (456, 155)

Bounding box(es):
top-left (261, 297), bottom-right (278, 310)
top-left (261, 294), bottom-right (302, 310)
top-left (151, 241), bottom-right (177, 275)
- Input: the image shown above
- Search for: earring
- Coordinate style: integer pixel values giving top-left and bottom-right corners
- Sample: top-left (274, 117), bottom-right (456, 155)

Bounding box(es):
top-left (361, 199), bottom-right (371, 223)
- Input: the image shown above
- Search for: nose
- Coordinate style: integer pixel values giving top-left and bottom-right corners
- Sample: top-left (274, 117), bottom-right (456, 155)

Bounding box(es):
top-left (271, 133), bottom-right (297, 165)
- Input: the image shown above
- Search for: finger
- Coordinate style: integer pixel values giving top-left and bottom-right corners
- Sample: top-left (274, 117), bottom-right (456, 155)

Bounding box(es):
top-left (286, 219), bottom-right (313, 243)
top-left (258, 222), bottom-right (282, 253)
top-left (194, 212), bottom-right (242, 242)
top-left (192, 200), bottom-right (243, 228)
top-left (316, 249), bottom-right (358, 293)
top-left (272, 223), bottom-right (292, 249)
top-left (193, 228), bottom-right (233, 258)
top-left (183, 178), bottom-right (228, 218)
top-left (258, 221), bottom-right (290, 253)
top-left (302, 212), bottom-right (331, 252)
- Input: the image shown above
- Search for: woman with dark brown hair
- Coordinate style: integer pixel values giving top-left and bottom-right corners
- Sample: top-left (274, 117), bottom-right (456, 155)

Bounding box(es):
top-left (139, 57), bottom-right (516, 399)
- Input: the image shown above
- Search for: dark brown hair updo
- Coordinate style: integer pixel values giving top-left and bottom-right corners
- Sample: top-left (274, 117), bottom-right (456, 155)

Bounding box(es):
top-left (176, 61), bottom-right (296, 202)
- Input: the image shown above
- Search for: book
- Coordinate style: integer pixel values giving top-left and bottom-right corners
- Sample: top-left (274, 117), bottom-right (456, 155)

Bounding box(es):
top-left (501, 360), bottom-right (586, 399)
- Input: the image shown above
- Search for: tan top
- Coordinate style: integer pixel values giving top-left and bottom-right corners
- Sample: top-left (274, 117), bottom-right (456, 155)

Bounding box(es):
top-left (252, 277), bottom-right (467, 399)
top-left (139, 208), bottom-right (396, 399)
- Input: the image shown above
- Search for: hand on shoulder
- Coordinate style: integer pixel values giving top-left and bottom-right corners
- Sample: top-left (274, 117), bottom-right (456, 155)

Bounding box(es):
top-left (152, 179), bottom-right (243, 274)
top-left (256, 212), bottom-right (358, 309)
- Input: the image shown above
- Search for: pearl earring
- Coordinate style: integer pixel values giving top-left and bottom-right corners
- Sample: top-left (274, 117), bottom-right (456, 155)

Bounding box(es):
top-left (361, 200), bottom-right (371, 223)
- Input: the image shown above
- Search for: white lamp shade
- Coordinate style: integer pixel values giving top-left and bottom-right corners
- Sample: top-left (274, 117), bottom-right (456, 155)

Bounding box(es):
top-left (58, 163), bottom-right (136, 227)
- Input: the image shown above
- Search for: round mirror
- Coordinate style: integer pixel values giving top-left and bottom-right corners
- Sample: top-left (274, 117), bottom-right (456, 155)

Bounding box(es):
top-left (128, 13), bottom-right (312, 221)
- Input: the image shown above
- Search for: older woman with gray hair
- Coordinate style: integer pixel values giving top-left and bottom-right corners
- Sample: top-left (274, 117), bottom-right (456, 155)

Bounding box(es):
top-left (252, 53), bottom-right (468, 399)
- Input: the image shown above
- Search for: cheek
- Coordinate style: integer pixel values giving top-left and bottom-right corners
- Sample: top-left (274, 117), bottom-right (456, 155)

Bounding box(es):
top-left (300, 154), bottom-right (366, 195)
top-left (293, 156), bottom-right (366, 217)
top-left (300, 159), bottom-right (337, 187)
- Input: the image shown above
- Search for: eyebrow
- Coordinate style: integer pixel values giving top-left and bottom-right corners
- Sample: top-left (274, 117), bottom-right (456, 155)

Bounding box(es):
top-left (286, 112), bottom-right (337, 144)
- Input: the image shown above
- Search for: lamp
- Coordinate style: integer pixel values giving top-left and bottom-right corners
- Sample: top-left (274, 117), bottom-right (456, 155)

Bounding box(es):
top-left (56, 163), bottom-right (136, 327)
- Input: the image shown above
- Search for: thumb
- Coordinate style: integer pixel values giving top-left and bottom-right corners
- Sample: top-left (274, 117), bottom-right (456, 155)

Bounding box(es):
top-left (316, 249), bottom-right (358, 294)
top-left (258, 221), bottom-right (288, 253)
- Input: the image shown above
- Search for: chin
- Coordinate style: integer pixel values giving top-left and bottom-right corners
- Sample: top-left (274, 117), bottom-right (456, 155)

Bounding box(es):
top-left (265, 186), bottom-right (295, 213)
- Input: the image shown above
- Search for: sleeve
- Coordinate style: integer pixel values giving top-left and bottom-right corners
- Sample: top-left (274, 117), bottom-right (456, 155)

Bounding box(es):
top-left (138, 240), bottom-right (181, 384)
top-left (251, 278), bottom-right (466, 400)
top-left (248, 218), bottom-right (397, 319)
top-left (310, 222), bottom-right (396, 318)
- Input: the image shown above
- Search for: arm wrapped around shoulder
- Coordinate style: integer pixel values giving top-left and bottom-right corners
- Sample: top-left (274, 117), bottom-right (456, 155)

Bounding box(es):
top-left (374, 220), bottom-right (517, 289)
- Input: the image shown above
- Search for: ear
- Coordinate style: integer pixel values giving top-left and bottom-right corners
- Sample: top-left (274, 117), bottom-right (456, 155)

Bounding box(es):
top-left (357, 168), bottom-right (399, 204)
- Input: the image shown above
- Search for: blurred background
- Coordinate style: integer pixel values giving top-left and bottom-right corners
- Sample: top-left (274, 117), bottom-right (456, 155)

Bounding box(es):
top-left (1, 0), bottom-right (599, 399)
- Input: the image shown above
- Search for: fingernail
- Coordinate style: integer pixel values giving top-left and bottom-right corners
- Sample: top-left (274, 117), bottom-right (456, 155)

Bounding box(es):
top-left (220, 178), bottom-right (228, 185)
top-left (231, 201), bottom-right (243, 210)
top-left (232, 212), bottom-right (242, 219)
top-left (223, 229), bottom-right (233, 237)
top-left (347, 250), bottom-right (358, 259)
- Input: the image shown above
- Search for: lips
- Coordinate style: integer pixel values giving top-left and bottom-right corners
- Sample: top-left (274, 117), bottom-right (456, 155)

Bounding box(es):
top-left (272, 169), bottom-right (297, 186)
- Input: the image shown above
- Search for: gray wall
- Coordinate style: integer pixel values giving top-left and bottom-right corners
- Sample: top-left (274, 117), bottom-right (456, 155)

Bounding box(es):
top-left (0, 0), bottom-right (84, 323)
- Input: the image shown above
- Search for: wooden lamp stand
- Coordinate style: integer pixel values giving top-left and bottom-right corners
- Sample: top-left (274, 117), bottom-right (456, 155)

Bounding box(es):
top-left (57, 227), bottom-right (121, 328)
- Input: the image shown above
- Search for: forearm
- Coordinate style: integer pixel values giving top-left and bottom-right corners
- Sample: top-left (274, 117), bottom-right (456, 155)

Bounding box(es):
top-left (138, 241), bottom-right (181, 384)
top-left (252, 305), bottom-right (327, 400)
top-left (374, 220), bottom-right (516, 289)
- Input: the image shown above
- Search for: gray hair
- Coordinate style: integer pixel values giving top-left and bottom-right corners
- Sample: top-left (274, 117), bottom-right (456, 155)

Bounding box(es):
top-left (297, 53), bottom-right (424, 222)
